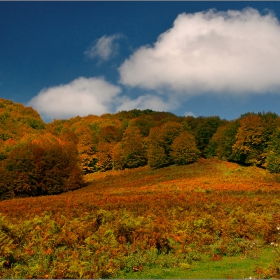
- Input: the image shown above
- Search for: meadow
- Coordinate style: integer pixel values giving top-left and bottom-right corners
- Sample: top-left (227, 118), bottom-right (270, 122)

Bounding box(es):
top-left (0, 158), bottom-right (280, 278)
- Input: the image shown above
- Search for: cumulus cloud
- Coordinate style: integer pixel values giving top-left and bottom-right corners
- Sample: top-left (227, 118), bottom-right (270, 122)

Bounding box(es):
top-left (28, 77), bottom-right (121, 120)
top-left (116, 94), bottom-right (178, 112)
top-left (85, 34), bottom-right (122, 61)
top-left (119, 8), bottom-right (280, 95)
top-left (28, 77), bottom-right (178, 121)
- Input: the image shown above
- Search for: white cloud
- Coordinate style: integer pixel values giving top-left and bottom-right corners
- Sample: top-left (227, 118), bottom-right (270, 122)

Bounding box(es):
top-left (28, 77), bottom-right (177, 121)
top-left (184, 111), bottom-right (195, 117)
top-left (28, 77), bottom-right (121, 120)
top-left (85, 34), bottom-right (122, 61)
top-left (116, 94), bottom-right (178, 112)
top-left (119, 8), bottom-right (280, 95)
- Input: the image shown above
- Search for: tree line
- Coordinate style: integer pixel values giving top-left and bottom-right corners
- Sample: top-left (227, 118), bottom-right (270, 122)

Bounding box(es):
top-left (1, 98), bottom-right (280, 200)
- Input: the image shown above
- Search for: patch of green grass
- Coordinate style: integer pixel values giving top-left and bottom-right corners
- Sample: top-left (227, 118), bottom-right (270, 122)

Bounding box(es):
top-left (119, 247), bottom-right (274, 279)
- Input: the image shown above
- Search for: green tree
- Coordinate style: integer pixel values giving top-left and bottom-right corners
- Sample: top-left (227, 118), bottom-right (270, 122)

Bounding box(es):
top-left (265, 127), bottom-right (280, 173)
top-left (147, 140), bottom-right (168, 169)
top-left (147, 122), bottom-right (182, 168)
top-left (195, 116), bottom-right (225, 157)
top-left (128, 115), bottom-right (156, 137)
top-left (206, 120), bottom-right (240, 161)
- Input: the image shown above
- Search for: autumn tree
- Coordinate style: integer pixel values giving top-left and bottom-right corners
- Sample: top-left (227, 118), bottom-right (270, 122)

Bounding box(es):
top-left (147, 135), bottom-right (168, 169)
top-left (99, 125), bottom-right (123, 143)
top-left (181, 120), bottom-right (194, 135)
top-left (206, 120), bottom-right (240, 161)
top-left (194, 116), bottom-right (225, 157)
top-left (0, 99), bottom-right (45, 140)
top-left (96, 142), bottom-right (114, 172)
top-left (45, 119), bottom-right (72, 136)
top-left (112, 142), bottom-right (124, 170)
top-left (265, 127), bottom-right (280, 173)
top-left (183, 116), bottom-right (197, 132)
top-left (0, 133), bottom-right (84, 200)
top-left (128, 115), bottom-right (156, 137)
top-left (119, 126), bottom-right (147, 169)
top-left (73, 125), bottom-right (98, 174)
top-left (147, 122), bottom-right (182, 168)
top-left (170, 131), bottom-right (200, 165)
top-left (232, 113), bottom-right (274, 166)
top-left (160, 122), bottom-right (183, 145)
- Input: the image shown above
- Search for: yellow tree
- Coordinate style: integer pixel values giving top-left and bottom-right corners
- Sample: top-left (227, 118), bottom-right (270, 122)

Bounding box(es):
top-left (147, 122), bottom-right (182, 168)
top-left (120, 126), bottom-right (147, 169)
top-left (170, 131), bottom-right (200, 165)
top-left (74, 125), bottom-right (98, 174)
top-left (128, 115), bottom-right (156, 137)
top-left (232, 114), bottom-right (266, 165)
top-left (112, 142), bottom-right (124, 170)
top-left (96, 142), bottom-right (114, 172)
top-left (147, 127), bottom-right (168, 169)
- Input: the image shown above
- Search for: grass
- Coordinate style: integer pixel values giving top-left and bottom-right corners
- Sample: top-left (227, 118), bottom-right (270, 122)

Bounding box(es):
top-left (119, 247), bottom-right (274, 279)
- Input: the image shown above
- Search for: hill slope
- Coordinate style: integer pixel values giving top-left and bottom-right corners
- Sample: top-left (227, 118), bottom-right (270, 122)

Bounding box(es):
top-left (0, 159), bottom-right (279, 278)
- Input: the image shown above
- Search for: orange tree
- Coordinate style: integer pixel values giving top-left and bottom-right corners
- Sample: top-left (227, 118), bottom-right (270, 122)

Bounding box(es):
top-left (95, 141), bottom-right (115, 172)
top-left (0, 133), bottom-right (84, 200)
top-left (99, 124), bottom-right (123, 143)
top-left (232, 113), bottom-right (277, 166)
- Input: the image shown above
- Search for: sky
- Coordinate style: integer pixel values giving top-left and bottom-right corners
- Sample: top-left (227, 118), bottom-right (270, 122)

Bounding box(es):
top-left (2, 1), bottom-right (280, 122)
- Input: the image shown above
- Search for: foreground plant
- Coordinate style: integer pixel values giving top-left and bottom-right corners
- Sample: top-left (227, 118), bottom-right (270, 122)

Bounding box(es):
top-left (257, 225), bottom-right (280, 278)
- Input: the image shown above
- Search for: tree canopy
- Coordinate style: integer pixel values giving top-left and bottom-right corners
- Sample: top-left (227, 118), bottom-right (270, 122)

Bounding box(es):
top-left (1, 98), bottom-right (280, 200)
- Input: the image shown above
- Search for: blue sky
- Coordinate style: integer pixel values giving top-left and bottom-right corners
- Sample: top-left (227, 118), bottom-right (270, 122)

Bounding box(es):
top-left (1, 1), bottom-right (280, 122)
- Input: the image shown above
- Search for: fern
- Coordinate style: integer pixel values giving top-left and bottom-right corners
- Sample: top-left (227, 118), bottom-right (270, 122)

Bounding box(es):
top-left (0, 230), bottom-right (14, 257)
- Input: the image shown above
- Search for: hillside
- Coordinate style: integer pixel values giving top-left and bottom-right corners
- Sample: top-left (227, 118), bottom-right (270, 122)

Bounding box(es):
top-left (0, 98), bottom-right (45, 139)
top-left (1, 98), bottom-right (280, 202)
top-left (0, 159), bottom-right (280, 278)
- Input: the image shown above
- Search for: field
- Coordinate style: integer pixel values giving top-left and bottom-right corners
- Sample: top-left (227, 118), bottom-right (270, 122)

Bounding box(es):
top-left (0, 158), bottom-right (280, 278)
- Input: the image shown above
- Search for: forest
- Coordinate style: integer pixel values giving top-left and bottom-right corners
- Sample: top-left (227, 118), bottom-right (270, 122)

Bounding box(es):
top-left (1, 98), bottom-right (280, 200)
top-left (1, 98), bottom-right (280, 278)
